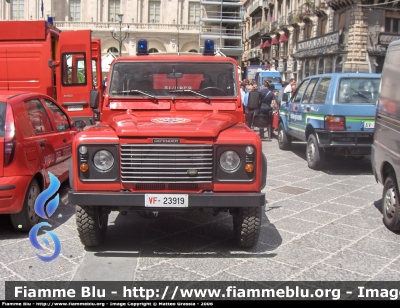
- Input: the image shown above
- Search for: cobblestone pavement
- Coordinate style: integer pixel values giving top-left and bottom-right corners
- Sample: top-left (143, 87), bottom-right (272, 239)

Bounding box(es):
top-left (1, 137), bottom-right (400, 299)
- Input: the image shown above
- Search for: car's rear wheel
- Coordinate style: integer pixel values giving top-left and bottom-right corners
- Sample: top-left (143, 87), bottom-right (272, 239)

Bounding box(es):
top-left (382, 174), bottom-right (400, 232)
top-left (10, 179), bottom-right (40, 232)
top-left (306, 134), bottom-right (325, 170)
top-left (76, 205), bottom-right (108, 247)
top-left (278, 122), bottom-right (291, 150)
top-left (233, 207), bottom-right (262, 248)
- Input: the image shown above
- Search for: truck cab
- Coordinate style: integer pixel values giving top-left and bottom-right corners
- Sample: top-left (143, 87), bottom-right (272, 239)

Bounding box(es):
top-left (68, 40), bottom-right (267, 249)
top-left (0, 20), bottom-right (102, 127)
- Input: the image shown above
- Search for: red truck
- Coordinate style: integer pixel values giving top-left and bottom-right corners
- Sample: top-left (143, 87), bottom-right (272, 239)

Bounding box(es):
top-left (68, 40), bottom-right (267, 248)
top-left (0, 20), bottom-right (102, 127)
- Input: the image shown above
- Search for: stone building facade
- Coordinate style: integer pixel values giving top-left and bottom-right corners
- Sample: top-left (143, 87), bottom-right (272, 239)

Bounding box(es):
top-left (241, 0), bottom-right (400, 82)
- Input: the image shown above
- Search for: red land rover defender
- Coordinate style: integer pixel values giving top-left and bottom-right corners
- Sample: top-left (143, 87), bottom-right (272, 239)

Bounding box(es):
top-left (68, 40), bottom-right (267, 248)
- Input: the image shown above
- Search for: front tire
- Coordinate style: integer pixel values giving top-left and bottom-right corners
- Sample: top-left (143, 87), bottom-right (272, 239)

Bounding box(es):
top-left (76, 205), bottom-right (108, 247)
top-left (278, 122), bottom-right (291, 150)
top-left (382, 174), bottom-right (400, 232)
top-left (10, 179), bottom-right (40, 231)
top-left (233, 207), bottom-right (262, 248)
top-left (306, 134), bottom-right (325, 170)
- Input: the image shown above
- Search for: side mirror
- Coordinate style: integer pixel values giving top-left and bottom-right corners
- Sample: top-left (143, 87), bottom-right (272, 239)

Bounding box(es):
top-left (73, 120), bottom-right (86, 130)
top-left (90, 89), bottom-right (100, 109)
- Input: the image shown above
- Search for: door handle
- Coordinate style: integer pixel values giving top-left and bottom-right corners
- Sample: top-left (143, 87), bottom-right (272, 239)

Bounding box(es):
top-left (306, 106), bottom-right (310, 112)
top-left (63, 138), bottom-right (67, 143)
top-left (39, 141), bottom-right (46, 148)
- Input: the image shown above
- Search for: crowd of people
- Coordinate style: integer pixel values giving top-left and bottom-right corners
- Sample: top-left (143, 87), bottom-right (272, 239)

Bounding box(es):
top-left (240, 77), bottom-right (297, 140)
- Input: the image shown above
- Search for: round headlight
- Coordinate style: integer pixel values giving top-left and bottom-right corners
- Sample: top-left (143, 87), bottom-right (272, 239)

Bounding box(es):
top-left (245, 146), bottom-right (254, 155)
top-left (93, 150), bottom-right (114, 171)
top-left (220, 150), bottom-right (240, 171)
top-left (79, 146), bottom-right (88, 155)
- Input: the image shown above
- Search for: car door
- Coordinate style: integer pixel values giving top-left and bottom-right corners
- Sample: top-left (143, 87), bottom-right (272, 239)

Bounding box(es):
top-left (24, 98), bottom-right (59, 180)
top-left (296, 77), bottom-right (320, 140)
top-left (41, 98), bottom-right (75, 182)
top-left (287, 79), bottom-right (309, 140)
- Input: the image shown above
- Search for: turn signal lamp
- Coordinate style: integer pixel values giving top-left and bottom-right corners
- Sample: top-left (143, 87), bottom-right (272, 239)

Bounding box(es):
top-left (203, 40), bottom-right (215, 56)
top-left (80, 163), bottom-right (89, 173)
top-left (326, 116), bottom-right (345, 131)
top-left (137, 39), bottom-right (148, 56)
top-left (245, 164), bottom-right (254, 173)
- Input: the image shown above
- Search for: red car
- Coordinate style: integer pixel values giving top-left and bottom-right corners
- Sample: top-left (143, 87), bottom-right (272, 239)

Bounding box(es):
top-left (0, 91), bottom-right (78, 231)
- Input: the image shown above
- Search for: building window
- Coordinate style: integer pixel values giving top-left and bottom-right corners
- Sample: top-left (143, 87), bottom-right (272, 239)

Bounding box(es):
top-left (385, 18), bottom-right (400, 33)
top-left (305, 22), bottom-right (313, 40)
top-left (319, 18), bottom-right (327, 35)
top-left (107, 47), bottom-right (119, 56)
top-left (305, 60), bottom-right (310, 77)
top-left (335, 56), bottom-right (343, 73)
top-left (69, 0), bottom-right (81, 22)
top-left (318, 59), bottom-right (324, 74)
top-left (12, 0), bottom-right (24, 20)
top-left (149, 1), bottom-right (161, 23)
top-left (109, 0), bottom-right (121, 22)
top-left (189, 2), bottom-right (200, 24)
top-left (148, 48), bottom-right (159, 53)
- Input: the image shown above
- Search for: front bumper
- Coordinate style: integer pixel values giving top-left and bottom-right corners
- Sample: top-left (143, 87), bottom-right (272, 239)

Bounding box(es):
top-left (316, 130), bottom-right (373, 149)
top-left (68, 191), bottom-right (266, 209)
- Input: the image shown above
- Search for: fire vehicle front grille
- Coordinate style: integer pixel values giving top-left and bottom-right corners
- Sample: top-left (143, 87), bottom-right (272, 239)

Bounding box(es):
top-left (135, 183), bottom-right (199, 191)
top-left (120, 144), bottom-right (213, 183)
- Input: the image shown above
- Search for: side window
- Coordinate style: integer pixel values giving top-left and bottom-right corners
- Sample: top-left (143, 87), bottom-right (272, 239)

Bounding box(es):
top-left (292, 80), bottom-right (308, 103)
top-left (302, 78), bottom-right (319, 104)
top-left (314, 78), bottom-right (331, 104)
top-left (43, 99), bottom-right (70, 132)
top-left (24, 99), bottom-right (53, 134)
top-left (62, 53), bottom-right (87, 86)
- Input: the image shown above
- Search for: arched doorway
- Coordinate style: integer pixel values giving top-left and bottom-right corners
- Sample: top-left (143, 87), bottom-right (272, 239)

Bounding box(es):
top-left (335, 56), bottom-right (343, 73)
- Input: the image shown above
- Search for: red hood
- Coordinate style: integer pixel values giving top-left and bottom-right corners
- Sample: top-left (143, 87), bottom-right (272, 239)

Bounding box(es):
top-left (106, 112), bottom-right (238, 137)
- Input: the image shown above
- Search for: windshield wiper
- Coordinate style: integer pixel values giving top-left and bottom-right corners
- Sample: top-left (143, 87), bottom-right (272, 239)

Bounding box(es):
top-left (111, 89), bottom-right (158, 103)
top-left (169, 89), bottom-right (211, 104)
top-left (349, 87), bottom-right (369, 100)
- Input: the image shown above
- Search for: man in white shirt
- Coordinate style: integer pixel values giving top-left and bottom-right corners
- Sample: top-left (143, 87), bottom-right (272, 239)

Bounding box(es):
top-left (284, 78), bottom-right (296, 94)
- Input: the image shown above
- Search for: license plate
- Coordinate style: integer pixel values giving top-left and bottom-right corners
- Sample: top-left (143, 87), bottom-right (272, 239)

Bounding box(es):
top-left (68, 105), bottom-right (83, 111)
top-left (364, 122), bottom-right (375, 128)
top-left (145, 194), bottom-right (188, 207)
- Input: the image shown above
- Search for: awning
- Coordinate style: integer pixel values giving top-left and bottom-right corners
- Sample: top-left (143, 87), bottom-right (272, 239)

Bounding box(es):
top-left (259, 43), bottom-right (263, 48)
top-left (279, 33), bottom-right (289, 42)
top-left (263, 40), bottom-right (271, 48)
top-left (271, 37), bottom-right (279, 45)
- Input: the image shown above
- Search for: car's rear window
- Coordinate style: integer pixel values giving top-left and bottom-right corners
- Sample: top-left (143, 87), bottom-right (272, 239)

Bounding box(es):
top-left (338, 78), bottom-right (381, 104)
top-left (0, 102), bottom-right (5, 138)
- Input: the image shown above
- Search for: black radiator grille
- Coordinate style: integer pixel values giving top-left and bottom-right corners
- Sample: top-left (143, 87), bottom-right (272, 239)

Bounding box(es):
top-left (120, 144), bottom-right (213, 183)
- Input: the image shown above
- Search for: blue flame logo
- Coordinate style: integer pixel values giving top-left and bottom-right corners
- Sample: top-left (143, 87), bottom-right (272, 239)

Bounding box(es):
top-left (29, 172), bottom-right (61, 262)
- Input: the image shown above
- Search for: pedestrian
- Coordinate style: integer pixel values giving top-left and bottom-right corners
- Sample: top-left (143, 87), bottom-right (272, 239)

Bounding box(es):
top-left (102, 76), bottom-right (108, 90)
top-left (258, 80), bottom-right (276, 140)
top-left (240, 82), bottom-right (248, 114)
top-left (245, 84), bottom-right (258, 128)
top-left (283, 78), bottom-right (296, 100)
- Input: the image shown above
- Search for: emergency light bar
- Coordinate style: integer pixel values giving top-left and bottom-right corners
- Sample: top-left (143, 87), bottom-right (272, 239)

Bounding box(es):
top-left (137, 39), bottom-right (148, 55)
top-left (203, 40), bottom-right (214, 56)
top-left (135, 39), bottom-right (215, 56)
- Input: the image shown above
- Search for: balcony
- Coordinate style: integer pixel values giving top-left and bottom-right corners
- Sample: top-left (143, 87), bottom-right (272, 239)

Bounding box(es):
top-left (200, 0), bottom-right (243, 6)
top-left (249, 0), bottom-right (263, 16)
top-left (259, 22), bottom-right (270, 36)
top-left (53, 21), bottom-right (201, 33)
top-left (248, 25), bottom-right (260, 38)
top-left (277, 16), bottom-right (288, 28)
top-left (201, 11), bottom-right (243, 23)
top-left (300, 3), bottom-right (315, 16)
top-left (270, 21), bottom-right (278, 32)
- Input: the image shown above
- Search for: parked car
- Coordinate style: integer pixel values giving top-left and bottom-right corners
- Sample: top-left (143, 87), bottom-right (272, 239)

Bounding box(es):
top-left (372, 39), bottom-right (400, 232)
top-left (254, 70), bottom-right (283, 90)
top-left (278, 72), bottom-right (381, 170)
top-left (0, 91), bottom-right (78, 231)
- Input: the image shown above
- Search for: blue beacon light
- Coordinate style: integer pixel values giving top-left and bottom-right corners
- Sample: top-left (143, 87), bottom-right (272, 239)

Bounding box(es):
top-left (137, 39), bottom-right (148, 55)
top-left (203, 40), bottom-right (215, 56)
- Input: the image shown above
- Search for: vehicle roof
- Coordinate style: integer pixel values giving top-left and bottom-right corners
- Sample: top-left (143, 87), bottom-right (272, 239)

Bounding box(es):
top-left (388, 39), bottom-right (400, 48)
top-left (113, 55), bottom-right (238, 64)
top-left (0, 91), bottom-right (51, 101)
top-left (303, 72), bottom-right (381, 79)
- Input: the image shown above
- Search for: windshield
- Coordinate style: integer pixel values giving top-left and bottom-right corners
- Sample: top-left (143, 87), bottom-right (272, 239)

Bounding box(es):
top-left (109, 62), bottom-right (237, 97)
top-left (261, 76), bottom-right (282, 85)
top-left (338, 77), bottom-right (381, 104)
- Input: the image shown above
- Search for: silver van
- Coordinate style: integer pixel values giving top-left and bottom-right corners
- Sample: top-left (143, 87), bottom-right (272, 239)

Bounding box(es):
top-left (371, 39), bottom-right (400, 232)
